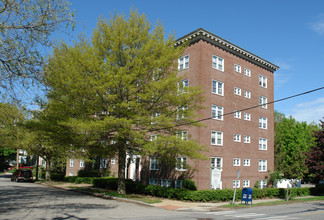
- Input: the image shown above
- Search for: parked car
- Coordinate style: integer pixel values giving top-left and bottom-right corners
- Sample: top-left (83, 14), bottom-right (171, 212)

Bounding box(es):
top-left (11, 168), bottom-right (33, 182)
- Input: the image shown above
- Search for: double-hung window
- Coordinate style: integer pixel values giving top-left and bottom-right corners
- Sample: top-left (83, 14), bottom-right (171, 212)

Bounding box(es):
top-left (259, 138), bottom-right (267, 150)
top-left (177, 131), bottom-right (188, 141)
top-left (234, 87), bottom-right (241, 96)
top-left (233, 158), bottom-right (240, 166)
top-left (212, 105), bottom-right (224, 120)
top-left (243, 159), bottom-right (250, 166)
top-left (259, 117), bottom-right (267, 129)
top-left (80, 159), bottom-right (84, 168)
top-left (70, 159), bottom-right (74, 168)
top-left (244, 112), bottom-right (251, 121)
top-left (212, 55), bottom-right (224, 71)
top-left (161, 179), bottom-right (172, 187)
top-left (149, 178), bottom-right (158, 185)
top-left (177, 106), bottom-right (188, 119)
top-left (234, 134), bottom-right (241, 142)
top-left (244, 90), bottom-right (251, 99)
top-left (243, 180), bottom-right (250, 187)
top-left (100, 158), bottom-right (108, 169)
top-left (234, 110), bottom-right (241, 119)
top-left (178, 79), bottom-right (189, 93)
top-left (259, 160), bottom-right (267, 172)
top-left (178, 55), bottom-right (189, 70)
top-left (259, 96), bottom-right (268, 109)
top-left (211, 157), bottom-right (223, 170)
top-left (233, 180), bottom-right (240, 188)
top-left (212, 80), bottom-right (224, 96)
top-left (176, 157), bottom-right (187, 171)
top-left (234, 64), bottom-right (241, 73)
top-left (244, 135), bottom-right (251, 143)
top-left (211, 131), bottom-right (223, 146)
top-left (149, 157), bottom-right (159, 170)
top-left (244, 68), bottom-right (251, 77)
top-left (259, 75), bottom-right (267, 88)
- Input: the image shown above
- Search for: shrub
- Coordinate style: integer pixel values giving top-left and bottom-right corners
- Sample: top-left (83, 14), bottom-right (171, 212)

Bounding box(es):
top-left (51, 172), bottom-right (65, 181)
top-left (77, 169), bottom-right (101, 177)
top-left (182, 179), bottom-right (197, 190)
top-left (64, 176), bottom-right (94, 184)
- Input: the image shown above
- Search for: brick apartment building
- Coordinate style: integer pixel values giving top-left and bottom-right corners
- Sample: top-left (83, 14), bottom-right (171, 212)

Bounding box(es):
top-left (66, 28), bottom-right (278, 190)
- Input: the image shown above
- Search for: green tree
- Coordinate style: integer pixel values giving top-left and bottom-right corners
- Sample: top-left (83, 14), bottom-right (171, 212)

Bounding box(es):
top-left (0, 0), bottom-right (74, 99)
top-left (274, 111), bottom-right (318, 179)
top-left (43, 10), bottom-right (206, 194)
top-left (305, 119), bottom-right (324, 182)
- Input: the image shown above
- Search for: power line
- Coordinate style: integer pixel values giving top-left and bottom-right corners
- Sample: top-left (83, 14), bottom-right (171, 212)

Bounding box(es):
top-left (150, 86), bottom-right (324, 132)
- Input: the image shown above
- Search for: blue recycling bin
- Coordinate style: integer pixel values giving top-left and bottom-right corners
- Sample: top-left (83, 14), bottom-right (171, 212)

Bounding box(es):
top-left (241, 187), bottom-right (253, 205)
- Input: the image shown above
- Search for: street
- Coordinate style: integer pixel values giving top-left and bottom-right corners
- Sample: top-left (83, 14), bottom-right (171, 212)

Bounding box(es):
top-left (1, 174), bottom-right (323, 220)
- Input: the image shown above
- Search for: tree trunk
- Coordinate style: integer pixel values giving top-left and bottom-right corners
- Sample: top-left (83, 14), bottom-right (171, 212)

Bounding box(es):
top-left (35, 155), bottom-right (39, 181)
top-left (117, 145), bottom-right (126, 195)
top-left (45, 159), bottom-right (51, 181)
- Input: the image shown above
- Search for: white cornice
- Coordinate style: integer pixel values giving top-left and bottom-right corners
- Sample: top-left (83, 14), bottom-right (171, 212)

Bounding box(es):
top-left (176, 28), bottom-right (279, 72)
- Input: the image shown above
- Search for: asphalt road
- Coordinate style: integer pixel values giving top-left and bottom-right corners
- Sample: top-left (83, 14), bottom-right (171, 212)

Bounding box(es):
top-left (0, 173), bottom-right (323, 220)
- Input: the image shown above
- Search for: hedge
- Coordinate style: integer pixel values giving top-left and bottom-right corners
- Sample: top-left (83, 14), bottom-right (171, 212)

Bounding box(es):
top-left (90, 177), bottom-right (324, 202)
top-left (64, 176), bottom-right (95, 184)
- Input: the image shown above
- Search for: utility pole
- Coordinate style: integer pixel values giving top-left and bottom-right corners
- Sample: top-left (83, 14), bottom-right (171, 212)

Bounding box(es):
top-left (232, 170), bottom-right (240, 204)
top-left (16, 149), bottom-right (19, 169)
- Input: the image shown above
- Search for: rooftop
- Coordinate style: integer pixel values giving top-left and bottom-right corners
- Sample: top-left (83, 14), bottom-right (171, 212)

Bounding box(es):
top-left (176, 28), bottom-right (279, 72)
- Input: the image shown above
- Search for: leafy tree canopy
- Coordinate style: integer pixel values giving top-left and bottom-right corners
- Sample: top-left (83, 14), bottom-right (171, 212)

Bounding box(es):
top-left (274, 111), bottom-right (318, 179)
top-left (0, 0), bottom-right (74, 100)
top-left (43, 10), bottom-right (206, 193)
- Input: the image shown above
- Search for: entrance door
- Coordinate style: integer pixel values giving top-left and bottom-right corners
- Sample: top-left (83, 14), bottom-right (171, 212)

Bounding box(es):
top-left (210, 157), bottom-right (222, 189)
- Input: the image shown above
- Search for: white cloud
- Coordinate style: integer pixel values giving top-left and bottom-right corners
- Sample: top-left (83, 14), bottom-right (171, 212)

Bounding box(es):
top-left (310, 14), bottom-right (324, 35)
top-left (290, 97), bottom-right (324, 123)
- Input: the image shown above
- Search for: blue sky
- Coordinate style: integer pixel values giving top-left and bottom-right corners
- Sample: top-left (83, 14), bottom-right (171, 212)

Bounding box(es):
top-left (47, 0), bottom-right (324, 123)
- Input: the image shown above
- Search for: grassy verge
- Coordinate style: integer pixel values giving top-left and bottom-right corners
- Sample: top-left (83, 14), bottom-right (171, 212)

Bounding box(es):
top-left (221, 196), bottom-right (324, 208)
top-left (67, 186), bottom-right (162, 204)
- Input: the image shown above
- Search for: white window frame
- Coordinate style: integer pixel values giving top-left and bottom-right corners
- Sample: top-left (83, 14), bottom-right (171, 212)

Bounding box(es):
top-left (111, 158), bottom-right (116, 165)
top-left (212, 55), bottom-right (224, 71)
top-left (212, 79), bottom-right (224, 96)
top-left (259, 138), bottom-right (267, 150)
top-left (149, 178), bottom-right (158, 185)
top-left (211, 130), bottom-right (223, 146)
top-left (234, 87), bottom-right (241, 96)
top-left (259, 160), bottom-right (267, 172)
top-left (244, 112), bottom-right (251, 121)
top-left (178, 79), bottom-right (189, 93)
top-left (233, 180), bottom-right (240, 188)
top-left (243, 159), bottom-right (251, 166)
top-left (211, 157), bottom-right (223, 170)
top-left (175, 157), bottom-right (187, 171)
top-left (161, 179), bottom-right (172, 187)
top-left (80, 159), bottom-right (84, 168)
top-left (243, 180), bottom-right (250, 187)
top-left (259, 117), bottom-right (268, 129)
top-left (234, 134), bottom-right (241, 142)
top-left (244, 90), bottom-right (251, 99)
top-left (259, 74), bottom-right (267, 88)
top-left (259, 96), bottom-right (268, 109)
top-left (69, 172), bottom-right (74, 176)
top-left (244, 135), bottom-right (251, 143)
top-left (212, 105), bottom-right (224, 120)
top-left (234, 110), bottom-right (241, 119)
top-left (151, 112), bottom-right (161, 125)
top-left (233, 158), bottom-right (241, 166)
top-left (259, 179), bottom-right (267, 189)
top-left (234, 64), bottom-right (241, 73)
top-left (149, 157), bottom-right (159, 170)
top-left (70, 158), bottom-right (74, 168)
top-left (100, 158), bottom-right (108, 169)
top-left (177, 130), bottom-right (188, 141)
top-left (244, 68), bottom-right (251, 77)
top-left (178, 54), bottom-right (189, 71)
top-left (177, 106), bottom-right (188, 119)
